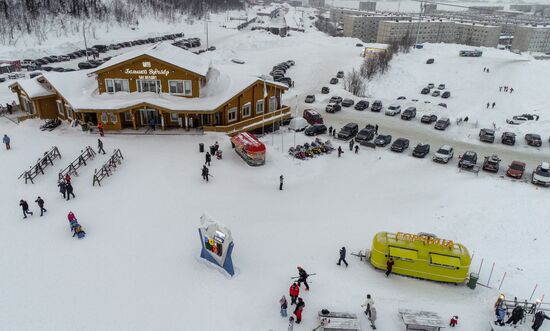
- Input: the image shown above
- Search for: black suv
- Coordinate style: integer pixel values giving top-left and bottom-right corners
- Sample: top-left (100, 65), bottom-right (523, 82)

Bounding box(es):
top-left (458, 151), bottom-right (478, 169)
top-left (401, 107), bottom-right (416, 120)
top-left (371, 100), bottom-right (383, 112)
top-left (330, 78), bottom-right (339, 84)
top-left (374, 134), bottom-right (392, 147)
top-left (337, 123), bottom-right (359, 140)
top-left (412, 143), bottom-right (430, 158)
top-left (421, 114), bottom-right (437, 124)
top-left (391, 138), bottom-right (410, 152)
top-left (501, 132), bottom-right (516, 145)
top-left (355, 127), bottom-right (376, 144)
top-left (525, 134), bottom-right (542, 147)
top-left (342, 99), bottom-right (355, 107)
top-left (329, 96), bottom-right (342, 104)
top-left (434, 117), bottom-right (450, 130)
top-left (321, 87), bottom-right (330, 94)
top-left (355, 100), bottom-right (369, 110)
top-left (479, 129), bottom-right (495, 143)
top-left (421, 87), bottom-right (430, 95)
top-left (304, 124), bottom-right (327, 136)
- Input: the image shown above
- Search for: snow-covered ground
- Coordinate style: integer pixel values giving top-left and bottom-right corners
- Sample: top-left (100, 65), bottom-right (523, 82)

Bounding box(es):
top-left (1, 5), bottom-right (550, 331)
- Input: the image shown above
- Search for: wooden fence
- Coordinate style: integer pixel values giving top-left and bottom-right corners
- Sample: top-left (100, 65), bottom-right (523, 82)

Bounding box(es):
top-left (93, 149), bottom-right (124, 186)
top-left (18, 146), bottom-right (62, 184)
top-left (58, 146), bottom-right (96, 181)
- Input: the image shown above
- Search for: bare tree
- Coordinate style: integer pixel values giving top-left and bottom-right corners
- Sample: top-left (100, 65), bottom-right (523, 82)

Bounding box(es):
top-left (360, 56), bottom-right (379, 80)
top-left (343, 69), bottom-right (366, 97)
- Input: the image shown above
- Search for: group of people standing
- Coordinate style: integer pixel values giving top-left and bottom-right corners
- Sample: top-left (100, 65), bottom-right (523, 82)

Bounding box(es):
top-left (494, 295), bottom-right (549, 330)
top-left (201, 142), bottom-right (221, 183)
top-left (279, 266), bottom-right (311, 330)
top-left (499, 86), bottom-right (514, 93)
top-left (58, 174), bottom-right (76, 200)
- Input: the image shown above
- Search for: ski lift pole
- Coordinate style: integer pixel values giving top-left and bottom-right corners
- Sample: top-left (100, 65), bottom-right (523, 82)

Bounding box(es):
top-left (487, 262), bottom-right (495, 287)
top-left (498, 272), bottom-right (506, 290)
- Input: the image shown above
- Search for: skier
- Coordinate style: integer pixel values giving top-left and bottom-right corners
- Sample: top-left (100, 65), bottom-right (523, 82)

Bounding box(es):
top-left (361, 294), bottom-right (374, 317)
top-left (487, 68), bottom-right (490, 73)
top-left (354, 145), bottom-right (359, 154)
top-left (19, 199), bottom-right (33, 218)
top-left (532, 311), bottom-right (550, 331)
top-left (98, 122), bottom-right (104, 137)
top-left (35, 196), bottom-right (47, 216)
top-left (289, 283), bottom-right (300, 305)
top-left (486, 102), bottom-right (490, 109)
top-left (97, 138), bottom-right (106, 155)
top-left (66, 182), bottom-right (75, 200)
top-left (494, 306), bottom-right (505, 326)
top-left (337, 246), bottom-right (348, 267)
top-left (506, 305), bottom-right (524, 326)
top-left (297, 266), bottom-right (310, 291)
top-left (449, 316), bottom-right (458, 327)
top-left (288, 316), bottom-right (295, 331)
top-left (280, 295), bottom-right (288, 317)
top-left (464, 116), bottom-right (469, 122)
top-left (72, 224), bottom-right (86, 239)
top-left (3, 134), bottom-right (10, 150)
top-left (328, 126), bottom-right (333, 135)
top-left (349, 139), bottom-right (354, 151)
top-left (338, 146), bottom-right (343, 157)
top-left (280, 175), bottom-right (284, 191)
top-left (492, 102), bottom-right (496, 109)
top-left (510, 87), bottom-right (514, 93)
top-left (529, 299), bottom-right (541, 314)
top-left (375, 125), bottom-right (378, 135)
top-left (483, 67), bottom-right (486, 72)
top-left (385, 257), bottom-right (394, 277)
top-left (205, 152), bottom-right (211, 166)
top-left (58, 181), bottom-right (67, 199)
top-left (369, 306), bottom-right (377, 330)
top-left (504, 86), bottom-right (508, 92)
top-left (294, 297), bottom-right (305, 324)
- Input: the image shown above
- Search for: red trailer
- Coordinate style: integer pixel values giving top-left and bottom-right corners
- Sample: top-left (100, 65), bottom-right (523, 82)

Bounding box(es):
top-left (231, 132), bottom-right (266, 166)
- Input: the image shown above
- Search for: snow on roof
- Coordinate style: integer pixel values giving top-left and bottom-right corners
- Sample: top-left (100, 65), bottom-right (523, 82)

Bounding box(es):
top-left (16, 77), bottom-right (55, 98)
top-left (92, 42), bottom-right (211, 77)
top-left (42, 63), bottom-right (287, 113)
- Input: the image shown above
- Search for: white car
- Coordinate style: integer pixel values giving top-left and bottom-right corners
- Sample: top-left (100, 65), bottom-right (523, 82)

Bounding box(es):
top-left (385, 105), bottom-right (401, 116)
top-left (433, 145), bottom-right (454, 163)
top-left (532, 162), bottom-right (550, 186)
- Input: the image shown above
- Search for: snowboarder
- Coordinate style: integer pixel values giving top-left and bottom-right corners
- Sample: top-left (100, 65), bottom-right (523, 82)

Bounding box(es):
top-left (494, 307), bottom-right (505, 326)
top-left (361, 294), bottom-right (374, 317)
top-left (97, 138), bottom-right (105, 155)
top-left (58, 181), bottom-right (67, 199)
top-left (288, 316), bottom-right (295, 331)
top-left (205, 152), bottom-right (211, 166)
top-left (329, 126), bottom-right (333, 135)
top-left (510, 87), bottom-right (514, 93)
top-left (279, 175), bottom-right (284, 191)
top-left (369, 306), bottom-right (377, 330)
top-left (349, 139), bottom-right (354, 151)
top-left (492, 102), bottom-right (496, 109)
top-left (486, 102), bottom-right (490, 109)
top-left (280, 295), bottom-right (288, 317)
top-left (337, 246), bottom-right (348, 267)
top-left (375, 125), bottom-right (378, 134)
top-left (297, 266), bottom-right (310, 290)
top-left (3, 134), bottom-right (10, 150)
top-left (35, 196), bottom-right (47, 216)
top-left (294, 298), bottom-right (305, 324)
top-left (506, 305), bottom-right (524, 326)
top-left (19, 199), bottom-right (33, 218)
top-left (354, 145), bottom-right (359, 154)
top-left (66, 182), bottom-right (75, 200)
top-left (450, 316), bottom-right (458, 327)
top-left (97, 122), bottom-right (104, 137)
top-left (338, 146), bottom-right (343, 157)
top-left (289, 283), bottom-right (300, 305)
top-left (385, 258), bottom-right (394, 277)
top-left (72, 224), bottom-right (86, 239)
top-left (532, 311), bottom-right (550, 331)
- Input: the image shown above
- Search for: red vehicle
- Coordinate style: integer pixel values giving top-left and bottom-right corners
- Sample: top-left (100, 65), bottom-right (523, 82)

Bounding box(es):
top-left (506, 161), bottom-right (526, 179)
top-left (303, 109), bottom-right (323, 125)
top-left (231, 132), bottom-right (266, 166)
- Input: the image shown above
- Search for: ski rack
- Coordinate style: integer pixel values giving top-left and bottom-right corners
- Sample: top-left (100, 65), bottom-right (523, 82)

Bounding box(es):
top-left (58, 146), bottom-right (96, 181)
top-left (18, 146), bottom-right (62, 184)
top-left (93, 149), bottom-right (124, 186)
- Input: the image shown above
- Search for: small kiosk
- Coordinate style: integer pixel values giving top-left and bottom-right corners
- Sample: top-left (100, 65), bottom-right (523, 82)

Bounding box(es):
top-left (231, 132), bottom-right (266, 166)
top-left (369, 232), bottom-right (471, 283)
top-left (198, 214), bottom-right (235, 277)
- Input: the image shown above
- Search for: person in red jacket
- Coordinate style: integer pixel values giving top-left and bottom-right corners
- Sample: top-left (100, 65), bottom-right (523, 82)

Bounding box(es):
top-left (67, 211), bottom-right (78, 230)
top-left (64, 173), bottom-right (71, 184)
top-left (289, 283), bottom-right (300, 305)
top-left (294, 297), bottom-right (305, 324)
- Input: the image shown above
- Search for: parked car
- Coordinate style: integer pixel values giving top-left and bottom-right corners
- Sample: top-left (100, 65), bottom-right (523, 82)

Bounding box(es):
top-left (29, 72), bottom-right (42, 79)
top-left (371, 100), bottom-right (383, 112)
top-left (58, 55), bottom-right (70, 61)
top-left (342, 99), bottom-right (355, 107)
top-left (303, 109), bottom-right (323, 125)
top-left (304, 124), bottom-right (327, 136)
top-left (52, 67), bottom-right (65, 72)
top-left (525, 133), bottom-right (542, 147)
top-left (433, 145), bottom-right (454, 163)
top-left (397, 96), bottom-right (406, 100)
top-left (325, 102), bottom-right (341, 113)
top-left (385, 104), bottom-right (401, 116)
top-left (391, 138), bottom-right (410, 152)
top-left (336, 71), bottom-right (344, 78)
top-left (437, 84), bottom-right (445, 90)
top-left (506, 161), bottom-right (526, 179)
top-left (374, 134), bottom-right (392, 147)
top-left (78, 62), bottom-right (95, 69)
top-left (354, 100), bottom-right (369, 111)
top-left (532, 162), bottom-right (550, 186)
top-left (355, 127), bottom-right (376, 143)
top-left (42, 66), bottom-right (53, 71)
top-left (329, 96), bottom-right (342, 104)
top-left (337, 123), bottom-right (359, 140)
top-left (438, 103), bottom-right (447, 108)
top-left (458, 151), bottom-right (478, 169)
top-left (421, 114), bottom-right (437, 124)
top-left (479, 128), bottom-right (495, 143)
top-left (427, 83), bottom-right (434, 89)
top-left (482, 154), bottom-right (501, 173)
top-left (501, 132), bottom-right (516, 145)
top-left (426, 58), bottom-right (435, 64)
top-left (304, 95), bottom-right (315, 103)
top-left (321, 86), bottom-right (330, 94)
top-left (412, 143), bottom-right (430, 158)
top-left (434, 117), bottom-right (450, 130)
top-left (506, 114), bottom-right (539, 125)
top-left (401, 107), bottom-right (416, 120)
top-left (289, 117), bottom-right (309, 132)
top-left (431, 90), bottom-right (441, 97)
top-left (441, 91), bottom-right (451, 98)
top-left (421, 87), bottom-right (430, 95)
top-left (330, 78), bottom-right (339, 84)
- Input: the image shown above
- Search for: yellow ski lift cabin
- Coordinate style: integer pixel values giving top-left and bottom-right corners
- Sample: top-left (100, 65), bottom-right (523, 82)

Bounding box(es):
top-left (370, 232), bottom-right (471, 283)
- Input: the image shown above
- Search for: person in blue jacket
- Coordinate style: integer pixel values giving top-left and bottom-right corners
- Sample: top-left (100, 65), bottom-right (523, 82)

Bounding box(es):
top-left (3, 134), bottom-right (10, 150)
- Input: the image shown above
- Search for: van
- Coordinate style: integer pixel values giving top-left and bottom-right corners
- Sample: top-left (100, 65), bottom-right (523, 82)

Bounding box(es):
top-left (303, 109), bottom-right (323, 125)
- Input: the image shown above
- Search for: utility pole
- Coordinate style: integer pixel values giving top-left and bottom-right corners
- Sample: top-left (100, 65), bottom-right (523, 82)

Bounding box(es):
top-left (83, 22), bottom-right (89, 61)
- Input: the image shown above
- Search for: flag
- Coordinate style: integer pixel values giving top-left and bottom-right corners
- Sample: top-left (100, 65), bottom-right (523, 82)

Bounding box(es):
top-left (263, 79), bottom-right (268, 98)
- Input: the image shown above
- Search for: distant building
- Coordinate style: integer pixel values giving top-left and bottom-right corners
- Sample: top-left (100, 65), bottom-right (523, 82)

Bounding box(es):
top-left (454, 22), bottom-right (501, 48)
top-left (308, 0), bottom-right (325, 8)
top-left (342, 14), bottom-right (412, 42)
top-left (377, 19), bottom-right (456, 44)
top-left (359, 2), bottom-right (376, 12)
top-left (512, 25), bottom-right (550, 53)
top-left (423, 3), bottom-right (437, 14)
top-left (468, 5), bottom-right (504, 13)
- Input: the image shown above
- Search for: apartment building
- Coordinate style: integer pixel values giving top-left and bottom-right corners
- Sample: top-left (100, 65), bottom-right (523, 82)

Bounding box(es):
top-left (454, 22), bottom-right (501, 47)
top-left (308, 0), bottom-right (325, 8)
top-left (359, 1), bottom-right (376, 12)
top-left (342, 14), bottom-right (412, 42)
top-left (512, 25), bottom-right (550, 53)
top-left (377, 19), bottom-right (456, 44)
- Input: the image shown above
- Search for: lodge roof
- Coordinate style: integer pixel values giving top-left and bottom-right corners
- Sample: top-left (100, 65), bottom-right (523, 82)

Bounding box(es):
top-left (9, 77), bottom-right (55, 98)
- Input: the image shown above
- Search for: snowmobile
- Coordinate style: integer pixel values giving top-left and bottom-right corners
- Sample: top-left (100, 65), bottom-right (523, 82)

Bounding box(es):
top-left (40, 119), bottom-right (62, 131)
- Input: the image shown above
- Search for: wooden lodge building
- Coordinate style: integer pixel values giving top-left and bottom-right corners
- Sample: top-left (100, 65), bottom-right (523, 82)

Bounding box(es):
top-left (9, 42), bottom-right (290, 133)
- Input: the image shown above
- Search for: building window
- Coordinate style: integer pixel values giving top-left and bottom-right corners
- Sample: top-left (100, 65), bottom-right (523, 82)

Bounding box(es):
top-left (228, 107), bottom-right (237, 122)
top-left (124, 112), bottom-right (132, 122)
top-left (101, 112), bottom-right (108, 123)
top-left (137, 79), bottom-right (161, 93)
top-left (22, 98), bottom-right (34, 114)
top-left (56, 101), bottom-right (64, 116)
top-left (66, 105), bottom-right (74, 119)
top-left (168, 80), bottom-right (192, 96)
top-left (256, 100), bottom-right (264, 114)
top-left (269, 96), bottom-right (277, 112)
top-left (170, 113), bottom-right (179, 122)
top-left (242, 102), bottom-right (251, 118)
top-left (110, 113), bottom-right (118, 124)
top-left (106, 79), bottom-right (129, 93)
